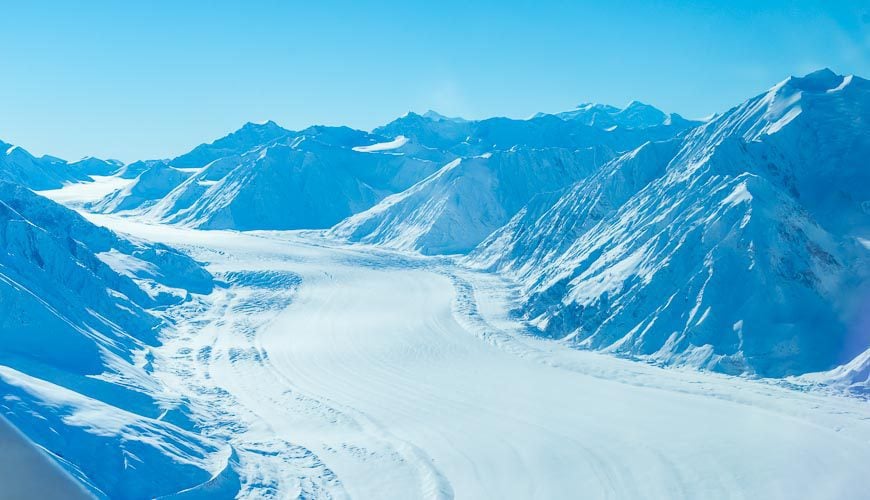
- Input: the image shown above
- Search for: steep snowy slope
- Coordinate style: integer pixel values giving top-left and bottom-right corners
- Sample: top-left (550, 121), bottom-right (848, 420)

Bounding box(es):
top-left (115, 158), bottom-right (166, 179)
top-left (91, 160), bottom-right (196, 213)
top-left (469, 139), bottom-right (683, 272)
top-left (168, 140), bottom-right (442, 230)
top-left (467, 69), bottom-right (870, 378)
top-left (92, 105), bottom-right (697, 232)
top-left (331, 147), bottom-right (605, 254)
top-left (798, 347), bottom-right (870, 395)
top-left (0, 182), bottom-right (229, 498)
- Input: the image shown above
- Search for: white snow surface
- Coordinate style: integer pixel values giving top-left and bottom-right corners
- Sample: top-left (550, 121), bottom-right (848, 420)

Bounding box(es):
top-left (32, 187), bottom-right (867, 499)
top-left (351, 135), bottom-right (409, 153)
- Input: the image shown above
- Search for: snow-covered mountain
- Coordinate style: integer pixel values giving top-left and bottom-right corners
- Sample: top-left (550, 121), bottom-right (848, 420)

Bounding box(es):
top-left (798, 347), bottom-right (870, 395)
top-left (535, 100), bottom-right (695, 129)
top-left (171, 120), bottom-right (293, 169)
top-left (1, 67), bottom-right (868, 497)
top-left (68, 156), bottom-right (124, 177)
top-left (375, 106), bottom-right (700, 155)
top-left (333, 105), bottom-right (699, 254)
top-left (92, 104), bottom-right (699, 233)
top-left (331, 147), bottom-right (606, 254)
top-left (0, 141), bottom-right (122, 189)
top-left (0, 181), bottom-right (232, 498)
top-left (0, 142), bottom-right (87, 189)
top-left (466, 69), bottom-right (870, 378)
top-left (93, 160), bottom-right (194, 213)
top-left (93, 123), bottom-right (450, 229)
top-left (33, 69), bottom-right (870, 384)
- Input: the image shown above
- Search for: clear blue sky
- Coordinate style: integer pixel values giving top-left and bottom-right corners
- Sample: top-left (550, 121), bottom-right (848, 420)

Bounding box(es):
top-left (1, 1), bottom-right (867, 162)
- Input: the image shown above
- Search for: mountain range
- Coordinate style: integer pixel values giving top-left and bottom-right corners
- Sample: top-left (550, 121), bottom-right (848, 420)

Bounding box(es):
top-left (2, 68), bottom-right (867, 389)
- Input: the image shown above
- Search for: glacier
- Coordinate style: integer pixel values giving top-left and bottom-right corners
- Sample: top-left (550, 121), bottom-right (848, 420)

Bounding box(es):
top-left (0, 68), bottom-right (867, 499)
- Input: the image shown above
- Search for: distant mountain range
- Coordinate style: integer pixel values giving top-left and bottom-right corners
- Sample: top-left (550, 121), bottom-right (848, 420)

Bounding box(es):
top-left (85, 99), bottom-right (698, 231)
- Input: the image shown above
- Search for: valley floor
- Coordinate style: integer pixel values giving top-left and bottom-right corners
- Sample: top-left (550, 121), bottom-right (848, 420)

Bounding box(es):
top-left (40, 182), bottom-right (870, 499)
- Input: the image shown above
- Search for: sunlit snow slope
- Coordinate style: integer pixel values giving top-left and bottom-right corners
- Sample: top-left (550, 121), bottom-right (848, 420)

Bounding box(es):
top-left (467, 69), bottom-right (870, 379)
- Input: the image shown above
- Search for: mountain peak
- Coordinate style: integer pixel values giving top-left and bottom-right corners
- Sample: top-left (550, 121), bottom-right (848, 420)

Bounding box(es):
top-left (239, 119), bottom-right (282, 131)
top-left (544, 100), bottom-right (681, 129)
top-left (394, 110), bottom-right (467, 123)
top-left (421, 110), bottom-right (467, 123)
top-left (227, 120), bottom-right (291, 140)
top-left (784, 68), bottom-right (845, 93)
top-left (624, 100), bottom-right (653, 109)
